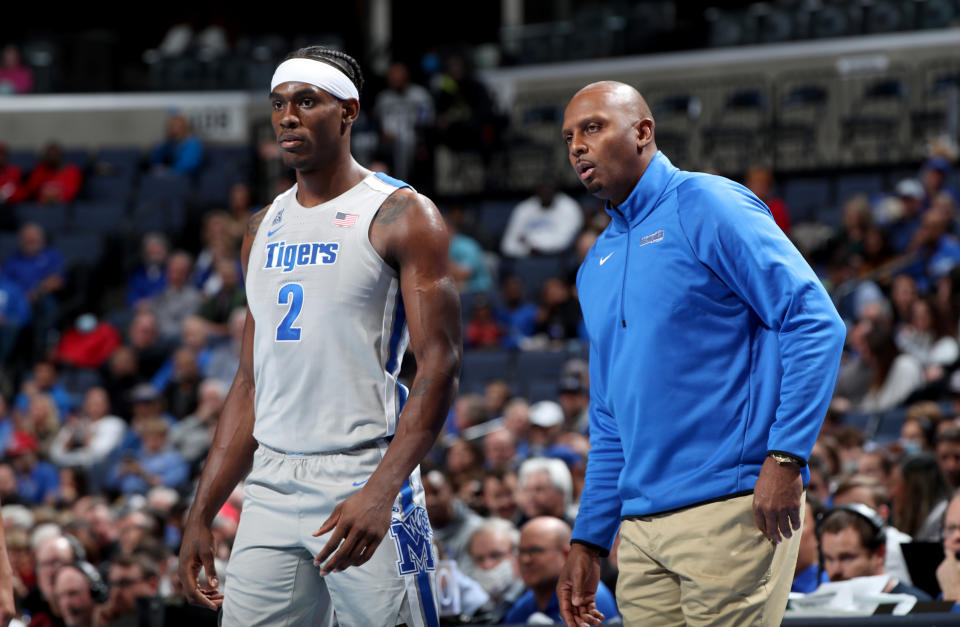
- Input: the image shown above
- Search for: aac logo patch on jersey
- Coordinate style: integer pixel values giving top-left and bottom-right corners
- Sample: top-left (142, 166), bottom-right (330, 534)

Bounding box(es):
top-left (389, 505), bottom-right (436, 576)
top-left (264, 240), bottom-right (339, 272)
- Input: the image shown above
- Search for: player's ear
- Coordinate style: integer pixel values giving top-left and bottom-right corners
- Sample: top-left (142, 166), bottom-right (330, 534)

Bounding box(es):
top-left (636, 118), bottom-right (654, 152)
top-left (341, 98), bottom-right (360, 129)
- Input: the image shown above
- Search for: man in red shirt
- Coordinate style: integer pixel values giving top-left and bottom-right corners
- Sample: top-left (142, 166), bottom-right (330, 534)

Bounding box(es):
top-left (12, 142), bottom-right (82, 204)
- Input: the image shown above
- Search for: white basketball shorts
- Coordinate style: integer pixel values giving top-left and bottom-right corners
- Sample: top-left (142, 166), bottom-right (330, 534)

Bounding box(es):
top-left (220, 442), bottom-right (440, 626)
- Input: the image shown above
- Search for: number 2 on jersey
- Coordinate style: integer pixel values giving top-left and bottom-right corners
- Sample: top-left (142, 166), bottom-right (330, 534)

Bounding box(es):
top-left (276, 283), bottom-right (304, 341)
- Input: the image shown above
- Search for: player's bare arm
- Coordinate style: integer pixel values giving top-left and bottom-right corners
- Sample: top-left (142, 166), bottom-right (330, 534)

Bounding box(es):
top-left (178, 206), bottom-right (268, 608)
top-left (313, 188), bottom-right (462, 574)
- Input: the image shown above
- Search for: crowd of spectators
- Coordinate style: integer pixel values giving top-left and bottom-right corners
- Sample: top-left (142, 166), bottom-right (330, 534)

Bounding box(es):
top-left (2, 53), bottom-right (960, 623)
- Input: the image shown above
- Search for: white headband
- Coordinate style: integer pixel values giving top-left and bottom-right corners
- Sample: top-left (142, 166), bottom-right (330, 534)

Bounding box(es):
top-left (270, 58), bottom-right (359, 101)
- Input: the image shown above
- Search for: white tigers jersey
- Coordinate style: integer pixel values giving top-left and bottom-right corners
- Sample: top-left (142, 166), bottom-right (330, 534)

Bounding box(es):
top-left (245, 172), bottom-right (411, 453)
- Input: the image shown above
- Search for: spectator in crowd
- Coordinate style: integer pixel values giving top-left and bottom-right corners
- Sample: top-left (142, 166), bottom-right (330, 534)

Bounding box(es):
top-left (908, 198), bottom-right (960, 287)
top-left (14, 361), bottom-right (72, 418)
top-left (534, 278), bottom-right (581, 344)
top-left (432, 52), bottom-right (504, 159)
top-left (482, 428), bottom-right (516, 472)
top-left (465, 518), bottom-right (525, 623)
top-left (52, 563), bottom-right (97, 627)
top-left (150, 113), bottom-right (203, 176)
top-left (744, 165), bottom-right (791, 234)
top-left (518, 457), bottom-right (575, 526)
top-left (806, 454), bottom-right (833, 507)
top-left (820, 505), bottom-right (931, 600)
top-left (26, 534), bottom-right (78, 624)
top-left (192, 211), bottom-right (238, 295)
top-left (53, 312), bottom-right (122, 370)
top-left (126, 311), bottom-right (167, 382)
top-left (106, 418), bottom-right (188, 496)
top-left (205, 307), bottom-right (244, 388)
top-left (11, 143), bottom-right (82, 204)
top-left (0, 141), bottom-right (22, 205)
top-left (424, 469), bottom-right (483, 564)
top-left (482, 468), bottom-right (520, 523)
top-left (160, 346), bottom-right (201, 420)
top-left (48, 387), bottom-right (126, 485)
top-left (483, 380), bottom-right (512, 419)
top-left (892, 452), bottom-right (949, 541)
top-left (2, 223), bottom-right (64, 357)
top-left (500, 182), bottom-right (583, 258)
top-left (197, 257), bottom-right (245, 335)
top-left (101, 346), bottom-right (141, 421)
top-left (921, 156), bottom-right (960, 210)
top-left (0, 260), bottom-right (30, 363)
top-left (127, 233), bottom-right (169, 308)
top-left (494, 275), bottom-right (538, 350)
top-left (446, 213), bottom-right (493, 293)
top-left (464, 298), bottom-right (502, 349)
top-left (857, 325), bottom-right (925, 412)
top-left (558, 375), bottom-right (589, 433)
top-left (858, 448), bottom-right (896, 496)
top-left (505, 516), bottom-right (618, 624)
top-left (94, 554), bottom-right (161, 626)
top-left (889, 179), bottom-right (925, 254)
top-left (23, 393), bottom-right (61, 457)
top-left (169, 378), bottom-right (225, 470)
top-left (526, 401), bottom-right (566, 459)
top-left (936, 490), bottom-right (960, 601)
top-left (0, 44), bottom-right (33, 94)
top-left (148, 251), bottom-right (203, 342)
top-left (373, 61), bottom-right (434, 183)
top-left (897, 297), bottom-right (959, 382)
top-left (936, 427), bottom-right (960, 491)
top-left (792, 495), bottom-right (827, 593)
top-left (7, 432), bottom-right (58, 506)
top-left (832, 475), bottom-right (913, 586)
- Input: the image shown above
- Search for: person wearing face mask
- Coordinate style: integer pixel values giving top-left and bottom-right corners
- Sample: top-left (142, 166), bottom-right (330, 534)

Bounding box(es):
top-left (464, 518), bottom-right (525, 623)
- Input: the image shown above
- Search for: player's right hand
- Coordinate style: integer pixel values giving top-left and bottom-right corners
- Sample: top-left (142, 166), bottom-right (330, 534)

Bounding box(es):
top-left (178, 522), bottom-right (223, 610)
top-left (557, 543), bottom-right (605, 627)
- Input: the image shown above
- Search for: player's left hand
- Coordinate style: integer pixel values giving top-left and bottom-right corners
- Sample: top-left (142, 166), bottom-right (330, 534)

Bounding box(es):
top-left (313, 487), bottom-right (394, 575)
top-left (752, 456), bottom-right (802, 545)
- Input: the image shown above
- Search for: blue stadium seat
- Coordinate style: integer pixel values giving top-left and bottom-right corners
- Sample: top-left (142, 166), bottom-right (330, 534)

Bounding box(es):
top-left (507, 256), bottom-right (566, 299)
top-left (84, 175), bottom-right (135, 203)
top-left (515, 351), bottom-right (569, 387)
top-left (55, 232), bottom-right (104, 268)
top-left (139, 173), bottom-right (190, 202)
top-left (478, 201), bottom-right (516, 250)
top-left (194, 167), bottom-right (236, 206)
top-left (526, 380), bottom-right (559, 403)
top-left (834, 173), bottom-right (885, 205)
top-left (96, 147), bottom-right (142, 175)
top-left (874, 407), bottom-right (907, 444)
top-left (61, 148), bottom-right (90, 169)
top-left (840, 411), bottom-right (878, 438)
top-left (132, 197), bottom-right (187, 234)
top-left (72, 201), bottom-right (128, 234)
top-left (782, 178), bottom-right (832, 224)
top-left (14, 203), bottom-right (69, 233)
top-left (461, 350), bottom-right (513, 394)
top-left (0, 233), bottom-right (18, 260)
top-left (8, 150), bottom-right (36, 173)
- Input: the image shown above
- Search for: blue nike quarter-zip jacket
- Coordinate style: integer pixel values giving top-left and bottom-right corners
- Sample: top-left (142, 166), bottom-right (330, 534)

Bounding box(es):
top-left (571, 152), bottom-right (846, 552)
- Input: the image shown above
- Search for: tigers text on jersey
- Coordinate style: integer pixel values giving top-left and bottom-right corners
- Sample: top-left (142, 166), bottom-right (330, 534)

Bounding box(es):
top-left (245, 173), bottom-right (411, 453)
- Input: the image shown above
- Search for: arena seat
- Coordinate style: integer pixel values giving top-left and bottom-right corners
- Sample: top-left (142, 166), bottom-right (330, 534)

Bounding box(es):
top-left (461, 350), bottom-right (513, 394)
top-left (71, 201), bottom-right (128, 234)
top-left (515, 350), bottom-right (568, 386)
top-left (15, 203), bottom-right (69, 234)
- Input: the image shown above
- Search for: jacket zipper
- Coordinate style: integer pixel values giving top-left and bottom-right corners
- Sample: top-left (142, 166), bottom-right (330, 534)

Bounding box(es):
top-left (612, 207), bottom-right (629, 328)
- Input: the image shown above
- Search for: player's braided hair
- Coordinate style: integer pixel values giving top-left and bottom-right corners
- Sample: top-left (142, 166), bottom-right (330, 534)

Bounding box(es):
top-left (285, 46), bottom-right (364, 95)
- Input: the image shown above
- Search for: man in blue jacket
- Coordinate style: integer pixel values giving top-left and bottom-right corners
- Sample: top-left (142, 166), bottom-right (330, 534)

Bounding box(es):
top-left (556, 81), bottom-right (846, 626)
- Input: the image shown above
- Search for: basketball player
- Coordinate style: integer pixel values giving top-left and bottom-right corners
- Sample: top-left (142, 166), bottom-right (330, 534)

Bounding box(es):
top-left (178, 47), bottom-right (462, 626)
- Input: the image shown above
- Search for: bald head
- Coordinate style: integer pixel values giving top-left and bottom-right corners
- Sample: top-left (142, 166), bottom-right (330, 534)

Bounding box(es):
top-left (574, 81), bottom-right (652, 119)
top-left (563, 81), bottom-right (656, 204)
top-left (522, 515), bottom-right (571, 547)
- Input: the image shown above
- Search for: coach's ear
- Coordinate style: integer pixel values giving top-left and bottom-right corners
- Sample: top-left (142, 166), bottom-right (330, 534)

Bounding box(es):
top-left (341, 98), bottom-right (360, 131)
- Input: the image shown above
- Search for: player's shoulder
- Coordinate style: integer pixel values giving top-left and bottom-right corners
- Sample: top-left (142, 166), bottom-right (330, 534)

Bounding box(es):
top-left (245, 204), bottom-right (272, 240)
top-left (374, 186), bottom-right (441, 228)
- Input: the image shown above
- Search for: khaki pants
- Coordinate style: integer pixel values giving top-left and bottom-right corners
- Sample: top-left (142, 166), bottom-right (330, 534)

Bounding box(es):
top-left (616, 493), bottom-right (803, 627)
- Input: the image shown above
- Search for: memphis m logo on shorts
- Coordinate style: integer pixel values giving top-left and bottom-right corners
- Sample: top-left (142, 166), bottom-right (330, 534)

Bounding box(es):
top-left (263, 240), bottom-right (339, 272)
top-left (389, 505), bottom-right (436, 576)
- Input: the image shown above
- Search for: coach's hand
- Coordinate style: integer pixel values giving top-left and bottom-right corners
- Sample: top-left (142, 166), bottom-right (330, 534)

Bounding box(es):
top-left (178, 522), bottom-right (222, 610)
top-left (557, 543), bottom-right (605, 627)
top-left (313, 486), bottom-right (394, 575)
top-left (753, 456), bottom-right (803, 545)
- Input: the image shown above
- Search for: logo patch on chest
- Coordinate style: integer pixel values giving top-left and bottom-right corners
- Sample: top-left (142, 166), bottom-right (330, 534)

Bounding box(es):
top-left (263, 240), bottom-right (339, 272)
top-left (640, 230), bottom-right (664, 246)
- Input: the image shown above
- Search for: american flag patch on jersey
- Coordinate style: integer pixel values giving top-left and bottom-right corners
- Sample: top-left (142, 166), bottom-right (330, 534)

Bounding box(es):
top-left (333, 212), bottom-right (358, 228)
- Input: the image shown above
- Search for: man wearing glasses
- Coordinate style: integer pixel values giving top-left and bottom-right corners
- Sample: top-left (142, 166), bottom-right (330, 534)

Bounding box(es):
top-left (505, 517), bottom-right (619, 624)
top-left (94, 554), bottom-right (160, 625)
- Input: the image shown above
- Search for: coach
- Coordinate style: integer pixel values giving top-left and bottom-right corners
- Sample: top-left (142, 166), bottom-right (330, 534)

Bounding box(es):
top-left (556, 81), bottom-right (846, 626)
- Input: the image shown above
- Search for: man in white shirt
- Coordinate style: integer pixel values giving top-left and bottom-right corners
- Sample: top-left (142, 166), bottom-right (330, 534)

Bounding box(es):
top-left (501, 184), bottom-right (583, 258)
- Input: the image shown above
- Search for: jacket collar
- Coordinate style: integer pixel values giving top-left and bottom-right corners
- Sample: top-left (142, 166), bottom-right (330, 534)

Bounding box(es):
top-left (605, 151), bottom-right (677, 229)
